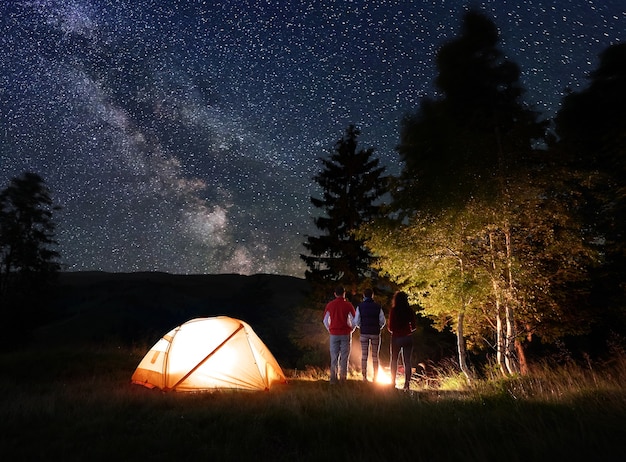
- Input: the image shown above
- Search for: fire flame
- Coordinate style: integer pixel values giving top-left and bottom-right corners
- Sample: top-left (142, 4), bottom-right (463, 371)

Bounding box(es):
top-left (373, 365), bottom-right (412, 389)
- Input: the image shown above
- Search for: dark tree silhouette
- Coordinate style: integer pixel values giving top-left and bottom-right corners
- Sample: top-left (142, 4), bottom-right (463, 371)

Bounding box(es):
top-left (301, 125), bottom-right (388, 298)
top-left (554, 43), bottom-right (626, 336)
top-left (380, 10), bottom-right (598, 375)
top-left (0, 172), bottom-right (61, 335)
top-left (395, 9), bottom-right (547, 213)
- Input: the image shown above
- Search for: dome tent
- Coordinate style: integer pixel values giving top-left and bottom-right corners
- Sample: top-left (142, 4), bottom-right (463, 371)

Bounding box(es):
top-left (131, 316), bottom-right (287, 391)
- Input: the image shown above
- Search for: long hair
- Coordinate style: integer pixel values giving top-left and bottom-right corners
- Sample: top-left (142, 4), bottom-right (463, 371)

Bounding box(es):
top-left (390, 291), bottom-right (412, 325)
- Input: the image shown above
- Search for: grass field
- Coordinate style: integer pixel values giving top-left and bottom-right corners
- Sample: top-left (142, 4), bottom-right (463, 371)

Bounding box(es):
top-left (2, 343), bottom-right (625, 461)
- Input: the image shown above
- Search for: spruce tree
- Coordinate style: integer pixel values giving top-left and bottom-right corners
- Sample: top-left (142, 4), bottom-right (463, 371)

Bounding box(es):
top-left (0, 172), bottom-right (61, 333)
top-left (301, 125), bottom-right (388, 299)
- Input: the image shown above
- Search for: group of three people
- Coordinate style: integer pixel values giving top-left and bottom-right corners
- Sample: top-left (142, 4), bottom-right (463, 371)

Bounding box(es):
top-left (322, 286), bottom-right (417, 389)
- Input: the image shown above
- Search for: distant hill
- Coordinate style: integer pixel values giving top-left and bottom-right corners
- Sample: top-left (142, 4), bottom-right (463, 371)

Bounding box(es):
top-left (34, 272), bottom-right (457, 370)
top-left (36, 272), bottom-right (311, 366)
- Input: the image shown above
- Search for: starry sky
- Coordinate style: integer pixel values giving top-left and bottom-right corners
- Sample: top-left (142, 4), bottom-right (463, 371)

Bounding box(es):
top-left (1, 1), bottom-right (624, 277)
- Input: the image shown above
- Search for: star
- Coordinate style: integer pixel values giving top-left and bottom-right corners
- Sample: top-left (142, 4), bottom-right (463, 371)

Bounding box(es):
top-left (1, 0), bottom-right (624, 276)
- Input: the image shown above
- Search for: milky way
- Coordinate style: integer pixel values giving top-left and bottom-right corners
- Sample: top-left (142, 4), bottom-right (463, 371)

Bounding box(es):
top-left (1, 0), bottom-right (624, 277)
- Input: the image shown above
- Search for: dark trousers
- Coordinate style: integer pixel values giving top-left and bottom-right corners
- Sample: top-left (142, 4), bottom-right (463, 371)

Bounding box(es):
top-left (390, 335), bottom-right (413, 389)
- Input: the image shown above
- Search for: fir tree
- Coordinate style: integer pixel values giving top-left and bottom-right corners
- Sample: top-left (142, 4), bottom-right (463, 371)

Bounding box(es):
top-left (301, 125), bottom-right (388, 298)
top-left (0, 172), bottom-right (61, 336)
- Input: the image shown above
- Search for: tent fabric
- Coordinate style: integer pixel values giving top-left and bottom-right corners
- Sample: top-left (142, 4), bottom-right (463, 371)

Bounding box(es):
top-left (131, 316), bottom-right (287, 391)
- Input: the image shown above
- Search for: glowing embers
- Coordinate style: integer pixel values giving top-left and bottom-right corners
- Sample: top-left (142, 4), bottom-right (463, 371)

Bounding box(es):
top-left (374, 365), bottom-right (412, 389)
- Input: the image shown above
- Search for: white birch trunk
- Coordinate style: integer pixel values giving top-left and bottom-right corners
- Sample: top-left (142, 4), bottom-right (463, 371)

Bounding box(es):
top-left (495, 295), bottom-right (507, 376)
top-left (456, 310), bottom-right (473, 384)
top-left (504, 303), bottom-right (517, 374)
top-left (489, 231), bottom-right (508, 376)
top-left (503, 224), bottom-right (518, 375)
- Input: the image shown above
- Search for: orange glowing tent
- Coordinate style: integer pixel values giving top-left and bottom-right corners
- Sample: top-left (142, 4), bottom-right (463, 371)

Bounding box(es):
top-left (131, 316), bottom-right (287, 391)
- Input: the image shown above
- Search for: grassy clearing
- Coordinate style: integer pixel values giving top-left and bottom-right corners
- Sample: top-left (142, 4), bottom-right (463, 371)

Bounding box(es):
top-left (1, 345), bottom-right (625, 461)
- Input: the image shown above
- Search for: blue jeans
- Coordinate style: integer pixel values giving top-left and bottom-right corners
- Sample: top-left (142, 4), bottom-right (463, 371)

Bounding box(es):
top-left (329, 334), bottom-right (351, 383)
top-left (359, 333), bottom-right (381, 381)
top-left (390, 335), bottom-right (413, 388)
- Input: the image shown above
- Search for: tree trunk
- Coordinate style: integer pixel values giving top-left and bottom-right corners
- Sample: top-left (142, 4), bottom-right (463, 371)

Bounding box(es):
top-left (456, 310), bottom-right (473, 383)
top-left (515, 338), bottom-right (529, 375)
top-left (504, 303), bottom-right (517, 375)
top-left (503, 224), bottom-right (518, 375)
top-left (489, 231), bottom-right (508, 376)
top-left (495, 299), bottom-right (507, 376)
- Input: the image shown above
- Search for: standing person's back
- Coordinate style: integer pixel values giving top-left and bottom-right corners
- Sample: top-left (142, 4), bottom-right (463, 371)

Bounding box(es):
top-left (324, 291), bottom-right (356, 335)
top-left (354, 288), bottom-right (385, 382)
top-left (388, 291), bottom-right (417, 390)
top-left (323, 287), bottom-right (356, 383)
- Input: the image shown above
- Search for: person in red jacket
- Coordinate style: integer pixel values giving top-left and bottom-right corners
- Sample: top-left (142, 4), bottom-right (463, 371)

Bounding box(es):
top-left (323, 286), bottom-right (356, 384)
top-left (388, 291), bottom-right (417, 390)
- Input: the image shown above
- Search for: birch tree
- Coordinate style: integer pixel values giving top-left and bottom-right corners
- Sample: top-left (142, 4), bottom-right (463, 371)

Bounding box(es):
top-left (360, 208), bottom-right (491, 382)
top-left (362, 10), bottom-right (595, 376)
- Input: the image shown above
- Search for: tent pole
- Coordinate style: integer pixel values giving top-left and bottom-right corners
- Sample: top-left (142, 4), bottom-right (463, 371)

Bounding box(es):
top-left (168, 324), bottom-right (245, 390)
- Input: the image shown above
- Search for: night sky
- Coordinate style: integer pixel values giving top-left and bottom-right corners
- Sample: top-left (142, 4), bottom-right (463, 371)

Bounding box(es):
top-left (1, 1), bottom-right (624, 277)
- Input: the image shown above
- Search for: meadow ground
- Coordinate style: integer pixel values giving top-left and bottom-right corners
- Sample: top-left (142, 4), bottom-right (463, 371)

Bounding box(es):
top-left (1, 344), bottom-right (625, 461)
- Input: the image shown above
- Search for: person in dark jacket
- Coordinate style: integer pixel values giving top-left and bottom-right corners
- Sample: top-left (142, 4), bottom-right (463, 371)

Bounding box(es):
top-left (388, 291), bottom-right (417, 390)
top-left (354, 288), bottom-right (386, 382)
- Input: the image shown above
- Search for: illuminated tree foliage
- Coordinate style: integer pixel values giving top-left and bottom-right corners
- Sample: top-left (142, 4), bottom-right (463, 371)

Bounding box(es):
top-left (361, 208), bottom-right (492, 380)
top-left (301, 125), bottom-right (388, 299)
top-left (0, 172), bottom-right (61, 337)
top-left (363, 10), bottom-right (592, 377)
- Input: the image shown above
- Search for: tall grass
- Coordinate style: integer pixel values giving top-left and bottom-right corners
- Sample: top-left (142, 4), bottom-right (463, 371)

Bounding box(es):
top-left (479, 361), bottom-right (626, 402)
top-left (1, 345), bottom-right (625, 461)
